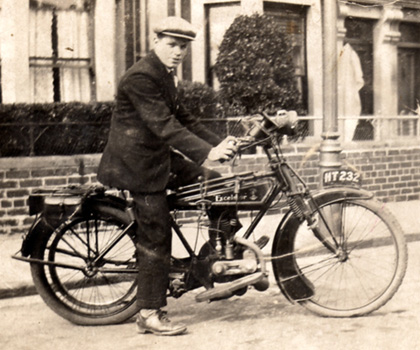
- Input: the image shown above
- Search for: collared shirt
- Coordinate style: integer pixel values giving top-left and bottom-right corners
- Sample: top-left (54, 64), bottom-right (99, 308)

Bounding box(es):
top-left (168, 68), bottom-right (178, 87)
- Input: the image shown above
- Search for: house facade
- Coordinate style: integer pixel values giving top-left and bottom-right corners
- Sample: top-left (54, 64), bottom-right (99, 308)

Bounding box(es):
top-left (1, 0), bottom-right (420, 144)
top-left (1, 0), bottom-right (420, 234)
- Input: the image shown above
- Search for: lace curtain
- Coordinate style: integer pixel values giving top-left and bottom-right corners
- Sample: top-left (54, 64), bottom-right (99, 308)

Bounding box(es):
top-left (29, 0), bottom-right (93, 102)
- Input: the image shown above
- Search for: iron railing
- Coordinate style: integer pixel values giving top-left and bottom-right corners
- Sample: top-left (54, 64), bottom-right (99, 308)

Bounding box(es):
top-left (1, 115), bottom-right (418, 157)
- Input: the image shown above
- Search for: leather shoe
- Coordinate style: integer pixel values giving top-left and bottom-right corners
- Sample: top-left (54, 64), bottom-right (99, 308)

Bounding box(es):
top-left (136, 309), bottom-right (187, 336)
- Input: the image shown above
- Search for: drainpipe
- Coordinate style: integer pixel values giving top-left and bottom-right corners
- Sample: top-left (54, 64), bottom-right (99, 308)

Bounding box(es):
top-left (319, 0), bottom-right (342, 185)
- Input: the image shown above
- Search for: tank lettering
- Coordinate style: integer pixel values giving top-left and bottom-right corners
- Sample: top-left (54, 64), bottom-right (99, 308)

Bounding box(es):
top-left (215, 194), bottom-right (249, 202)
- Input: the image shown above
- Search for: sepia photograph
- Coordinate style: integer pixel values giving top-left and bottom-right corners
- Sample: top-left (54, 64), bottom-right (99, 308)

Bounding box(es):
top-left (0, 0), bottom-right (419, 349)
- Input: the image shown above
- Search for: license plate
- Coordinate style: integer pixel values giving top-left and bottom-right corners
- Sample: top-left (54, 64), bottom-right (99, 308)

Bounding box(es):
top-left (322, 169), bottom-right (361, 187)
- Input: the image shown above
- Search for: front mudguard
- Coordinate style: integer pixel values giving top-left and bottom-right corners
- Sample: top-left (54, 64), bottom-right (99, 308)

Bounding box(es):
top-left (272, 187), bottom-right (373, 302)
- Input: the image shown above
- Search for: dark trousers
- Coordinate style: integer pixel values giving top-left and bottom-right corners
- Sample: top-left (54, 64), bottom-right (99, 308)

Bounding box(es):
top-left (133, 154), bottom-right (222, 310)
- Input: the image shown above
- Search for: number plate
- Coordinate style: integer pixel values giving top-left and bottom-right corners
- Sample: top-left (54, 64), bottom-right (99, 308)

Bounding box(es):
top-left (322, 169), bottom-right (361, 187)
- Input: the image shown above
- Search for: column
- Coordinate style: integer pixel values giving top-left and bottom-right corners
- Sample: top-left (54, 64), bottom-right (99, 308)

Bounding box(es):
top-left (94, 0), bottom-right (116, 101)
top-left (148, 0), bottom-right (168, 45)
top-left (373, 7), bottom-right (403, 140)
top-left (190, 0), bottom-right (206, 83)
top-left (241, 0), bottom-right (263, 15)
top-left (0, 0), bottom-right (30, 103)
top-left (306, 1), bottom-right (323, 131)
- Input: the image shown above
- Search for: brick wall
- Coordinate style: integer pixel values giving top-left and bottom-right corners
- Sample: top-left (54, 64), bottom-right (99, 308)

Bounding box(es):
top-left (0, 155), bottom-right (100, 234)
top-left (1, 145), bottom-right (420, 235)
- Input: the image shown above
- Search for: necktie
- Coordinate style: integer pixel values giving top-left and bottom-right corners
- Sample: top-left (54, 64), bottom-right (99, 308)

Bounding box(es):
top-left (170, 70), bottom-right (178, 87)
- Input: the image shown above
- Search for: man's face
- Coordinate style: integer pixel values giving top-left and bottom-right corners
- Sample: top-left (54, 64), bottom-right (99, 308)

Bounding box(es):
top-left (154, 35), bottom-right (189, 69)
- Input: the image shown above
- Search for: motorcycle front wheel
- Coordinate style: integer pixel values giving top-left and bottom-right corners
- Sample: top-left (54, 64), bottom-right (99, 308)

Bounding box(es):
top-left (272, 198), bottom-right (407, 317)
top-left (30, 204), bottom-right (140, 325)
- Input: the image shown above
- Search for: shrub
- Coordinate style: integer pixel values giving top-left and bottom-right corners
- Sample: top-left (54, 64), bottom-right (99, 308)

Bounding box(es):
top-left (214, 13), bottom-right (302, 115)
top-left (177, 80), bottom-right (228, 136)
top-left (177, 80), bottom-right (222, 119)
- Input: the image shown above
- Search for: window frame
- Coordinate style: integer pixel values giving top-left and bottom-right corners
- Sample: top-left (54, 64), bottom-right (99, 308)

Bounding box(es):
top-left (263, 2), bottom-right (308, 113)
top-left (28, 1), bottom-right (95, 103)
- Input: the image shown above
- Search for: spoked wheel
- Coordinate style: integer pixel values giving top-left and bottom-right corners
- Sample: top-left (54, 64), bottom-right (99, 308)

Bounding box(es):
top-left (272, 199), bottom-right (407, 317)
top-left (30, 205), bottom-right (140, 325)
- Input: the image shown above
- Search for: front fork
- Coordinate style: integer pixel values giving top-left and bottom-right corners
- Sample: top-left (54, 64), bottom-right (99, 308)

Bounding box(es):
top-left (287, 193), bottom-right (341, 255)
top-left (278, 163), bottom-right (341, 255)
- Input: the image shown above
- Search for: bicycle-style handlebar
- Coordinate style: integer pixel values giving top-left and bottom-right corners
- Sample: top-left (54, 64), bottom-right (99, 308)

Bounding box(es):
top-left (235, 110), bottom-right (298, 150)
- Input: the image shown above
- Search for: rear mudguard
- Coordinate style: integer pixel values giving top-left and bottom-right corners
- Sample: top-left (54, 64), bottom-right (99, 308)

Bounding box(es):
top-left (21, 216), bottom-right (54, 257)
top-left (272, 186), bottom-right (373, 302)
top-left (21, 194), bottom-right (127, 257)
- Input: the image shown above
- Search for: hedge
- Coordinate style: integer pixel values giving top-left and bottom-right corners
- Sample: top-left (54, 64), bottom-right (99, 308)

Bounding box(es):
top-left (0, 102), bottom-right (113, 157)
top-left (0, 86), bottom-right (225, 157)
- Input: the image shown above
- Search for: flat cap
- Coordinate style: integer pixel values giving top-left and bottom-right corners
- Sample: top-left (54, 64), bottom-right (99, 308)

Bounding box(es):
top-left (153, 16), bottom-right (196, 41)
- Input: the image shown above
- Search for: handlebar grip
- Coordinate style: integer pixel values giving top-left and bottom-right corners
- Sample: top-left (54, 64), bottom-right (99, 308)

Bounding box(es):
top-left (217, 139), bottom-right (237, 163)
top-left (270, 110), bottom-right (298, 129)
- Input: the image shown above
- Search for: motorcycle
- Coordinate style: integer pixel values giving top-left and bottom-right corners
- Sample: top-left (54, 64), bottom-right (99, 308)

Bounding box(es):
top-left (13, 111), bottom-right (407, 325)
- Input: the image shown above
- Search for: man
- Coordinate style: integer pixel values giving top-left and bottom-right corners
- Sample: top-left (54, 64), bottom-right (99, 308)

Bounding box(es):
top-left (97, 16), bottom-right (237, 336)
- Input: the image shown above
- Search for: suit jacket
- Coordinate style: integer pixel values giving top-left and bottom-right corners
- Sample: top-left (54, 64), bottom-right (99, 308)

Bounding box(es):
top-left (97, 51), bottom-right (221, 193)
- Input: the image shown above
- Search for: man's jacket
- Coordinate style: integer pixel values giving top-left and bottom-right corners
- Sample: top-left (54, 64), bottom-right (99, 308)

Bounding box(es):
top-left (97, 51), bottom-right (221, 193)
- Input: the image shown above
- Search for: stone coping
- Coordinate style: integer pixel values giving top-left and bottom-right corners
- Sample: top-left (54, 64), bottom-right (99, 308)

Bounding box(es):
top-left (0, 154), bottom-right (102, 170)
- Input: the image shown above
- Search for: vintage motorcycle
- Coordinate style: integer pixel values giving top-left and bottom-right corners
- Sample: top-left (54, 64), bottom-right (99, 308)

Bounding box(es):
top-left (13, 111), bottom-right (407, 325)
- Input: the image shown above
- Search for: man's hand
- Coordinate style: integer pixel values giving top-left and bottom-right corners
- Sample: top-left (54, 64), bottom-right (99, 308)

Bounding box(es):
top-left (207, 136), bottom-right (238, 162)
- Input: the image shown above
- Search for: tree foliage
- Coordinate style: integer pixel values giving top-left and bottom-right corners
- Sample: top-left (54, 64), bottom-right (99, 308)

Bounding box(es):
top-left (214, 13), bottom-right (302, 115)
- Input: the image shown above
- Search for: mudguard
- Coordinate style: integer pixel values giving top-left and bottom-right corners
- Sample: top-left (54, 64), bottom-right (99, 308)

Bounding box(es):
top-left (21, 192), bottom-right (127, 257)
top-left (21, 216), bottom-right (54, 257)
top-left (272, 187), bottom-right (373, 302)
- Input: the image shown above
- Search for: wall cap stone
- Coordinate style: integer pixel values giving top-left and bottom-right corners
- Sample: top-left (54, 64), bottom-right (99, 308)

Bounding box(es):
top-left (0, 154), bottom-right (101, 170)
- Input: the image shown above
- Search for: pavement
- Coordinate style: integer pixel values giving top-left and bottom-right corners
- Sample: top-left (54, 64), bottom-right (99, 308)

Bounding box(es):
top-left (1, 199), bottom-right (420, 299)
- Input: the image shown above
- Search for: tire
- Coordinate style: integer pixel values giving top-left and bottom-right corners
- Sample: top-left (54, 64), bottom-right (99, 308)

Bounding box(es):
top-left (272, 199), bottom-right (407, 317)
top-left (30, 204), bottom-right (140, 325)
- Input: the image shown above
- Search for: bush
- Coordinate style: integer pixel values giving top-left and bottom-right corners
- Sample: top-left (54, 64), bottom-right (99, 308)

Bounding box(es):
top-left (177, 80), bottom-right (229, 136)
top-left (214, 13), bottom-right (302, 115)
top-left (177, 80), bottom-right (222, 119)
top-left (0, 102), bottom-right (113, 157)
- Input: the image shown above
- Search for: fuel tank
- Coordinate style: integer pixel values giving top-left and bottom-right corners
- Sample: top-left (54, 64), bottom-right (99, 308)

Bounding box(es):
top-left (169, 171), bottom-right (277, 210)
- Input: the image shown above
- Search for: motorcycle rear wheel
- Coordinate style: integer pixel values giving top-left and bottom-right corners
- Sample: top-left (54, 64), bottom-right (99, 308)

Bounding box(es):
top-left (272, 199), bottom-right (407, 317)
top-left (30, 204), bottom-right (140, 325)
